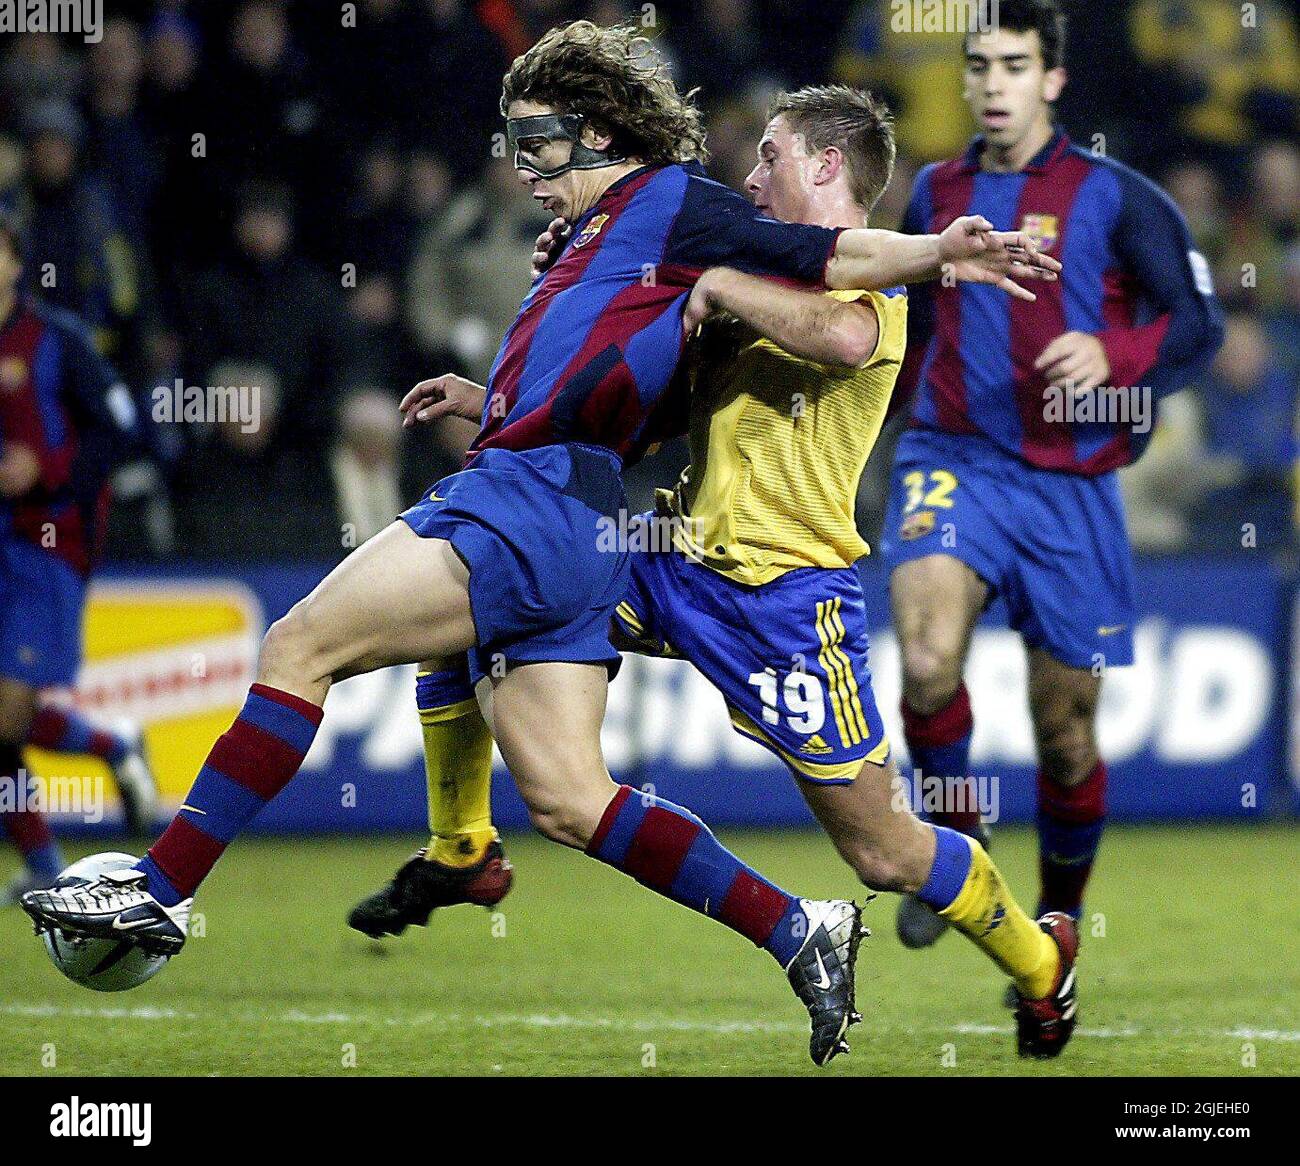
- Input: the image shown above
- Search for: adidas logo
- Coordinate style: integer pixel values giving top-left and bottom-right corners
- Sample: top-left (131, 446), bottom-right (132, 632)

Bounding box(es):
top-left (800, 734), bottom-right (833, 755)
top-left (979, 902), bottom-right (1007, 937)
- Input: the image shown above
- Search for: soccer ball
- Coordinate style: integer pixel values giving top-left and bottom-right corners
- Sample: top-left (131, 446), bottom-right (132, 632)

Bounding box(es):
top-left (39, 853), bottom-right (172, 993)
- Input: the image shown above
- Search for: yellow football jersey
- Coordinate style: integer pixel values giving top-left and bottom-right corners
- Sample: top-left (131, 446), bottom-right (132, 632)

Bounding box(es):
top-left (664, 288), bottom-right (907, 587)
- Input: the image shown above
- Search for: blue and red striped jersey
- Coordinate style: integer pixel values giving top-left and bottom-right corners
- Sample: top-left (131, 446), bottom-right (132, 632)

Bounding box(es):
top-left (470, 162), bottom-right (841, 465)
top-left (897, 130), bottom-right (1224, 474)
top-left (0, 297), bottom-right (136, 576)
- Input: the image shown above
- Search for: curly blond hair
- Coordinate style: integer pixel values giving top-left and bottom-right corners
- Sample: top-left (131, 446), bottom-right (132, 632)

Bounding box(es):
top-left (501, 21), bottom-right (707, 167)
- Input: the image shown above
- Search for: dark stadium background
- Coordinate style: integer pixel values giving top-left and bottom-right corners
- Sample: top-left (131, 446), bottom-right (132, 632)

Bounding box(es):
top-left (2, 0), bottom-right (1299, 1087)
top-left (2, 0), bottom-right (1299, 834)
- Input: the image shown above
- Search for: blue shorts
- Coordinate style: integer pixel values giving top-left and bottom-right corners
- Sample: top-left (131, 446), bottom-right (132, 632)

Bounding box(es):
top-left (613, 528), bottom-right (890, 783)
top-left (880, 427), bottom-right (1136, 669)
top-left (0, 538), bottom-right (85, 689)
top-left (401, 443), bottom-right (628, 686)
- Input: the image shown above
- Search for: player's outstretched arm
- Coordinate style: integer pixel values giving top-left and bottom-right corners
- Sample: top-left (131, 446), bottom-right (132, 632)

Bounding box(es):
top-left (683, 267), bottom-right (880, 368)
top-left (827, 215), bottom-right (1061, 301)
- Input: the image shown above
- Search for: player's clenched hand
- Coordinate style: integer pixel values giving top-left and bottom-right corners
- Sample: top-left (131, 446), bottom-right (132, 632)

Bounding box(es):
top-left (531, 217), bottom-right (570, 277)
top-left (682, 268), bottom-right (722, 335)
top-left (1035, 331), bottom-right (1111, 394)
top-left (0, 442), bottom-right (40, 498)
top-left (399, 374), bottom-right (487, 427)
top-left (938, 215), bottom-right (1061, 302)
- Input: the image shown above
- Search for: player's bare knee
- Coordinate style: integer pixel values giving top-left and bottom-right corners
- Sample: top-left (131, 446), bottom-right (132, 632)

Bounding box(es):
top-left (900, 638), bottom-right (962, 713)
top-left (848, 845), bottom-right (913, 894)
top-left (1037, 722), bottom-right (1098, 788)
top-left (260, 604), bottom-right (326, 685)
top-left (1030, 656), bottom-right (1101, 787)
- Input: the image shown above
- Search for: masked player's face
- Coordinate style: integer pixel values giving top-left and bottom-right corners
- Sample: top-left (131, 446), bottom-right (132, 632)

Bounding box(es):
top-left (508, 99), bottom-right (579, 219)
top-left (746, 117), bottom-right (817, 224)
top-left (963, 28), bottom-right (1064, 151)
top-left (507, 99), bottom-right (615, 223)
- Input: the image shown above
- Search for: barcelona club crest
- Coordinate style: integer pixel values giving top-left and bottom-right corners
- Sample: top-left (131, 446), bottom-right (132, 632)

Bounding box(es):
top-left (1019, 213), bottom-right (1059, 251)
top-left (900, 510), bottom-right (935, 541)
top-left (573, 213), bottom-right (609, 248)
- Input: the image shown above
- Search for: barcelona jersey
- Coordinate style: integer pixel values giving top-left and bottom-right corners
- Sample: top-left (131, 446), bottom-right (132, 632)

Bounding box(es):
top-left (0, 297), bottom-right (133, 577)
top-left (0, 298), bottom-right (134, 688)
top-left (898, 129), bottom-right (1223, 474)
top-left (470, 162), bottom-right (842, 465)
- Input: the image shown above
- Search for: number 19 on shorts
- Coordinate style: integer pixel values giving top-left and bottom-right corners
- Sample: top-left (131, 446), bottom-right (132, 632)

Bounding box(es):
top-left (747, 668), bottom-right (826, 733)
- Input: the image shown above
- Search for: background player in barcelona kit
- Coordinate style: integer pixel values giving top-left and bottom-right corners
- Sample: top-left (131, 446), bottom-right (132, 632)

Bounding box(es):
top-left (352, 83), bottom-right (1083, 1059)
top-left (23, 21), bottom-right (1060, 1066)
top-left (881, 0), bottom-right (1225, 955)
top-left (0, 210), bottom-right (149, 903)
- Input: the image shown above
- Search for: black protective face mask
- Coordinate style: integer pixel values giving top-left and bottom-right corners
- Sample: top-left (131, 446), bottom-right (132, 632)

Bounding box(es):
top-left (506, 113), bottom-right (626, 179)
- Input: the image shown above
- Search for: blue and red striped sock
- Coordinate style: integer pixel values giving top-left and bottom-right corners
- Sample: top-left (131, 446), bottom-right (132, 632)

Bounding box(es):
top-left (137, 684), bottom-right (323, 905)
top-left (28, 705), bottom-right (130, 766)
top-left (901, 685), bottom-right (980, 835)
top-left (586, 785), bottom-right (809, 966)
top-left (1036, 761), bottom-right (1106, 919)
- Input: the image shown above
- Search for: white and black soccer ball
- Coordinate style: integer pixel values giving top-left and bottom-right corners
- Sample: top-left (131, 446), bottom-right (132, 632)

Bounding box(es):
top-left (40, 853), bottom-right (172, 992)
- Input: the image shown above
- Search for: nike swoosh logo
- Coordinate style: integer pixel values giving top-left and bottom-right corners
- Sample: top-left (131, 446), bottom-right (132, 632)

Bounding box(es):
top-left (1097, 625), bottom-right (1127, 636)
top-left (180, 804), bottom-right (207, 816)
top-left (813, 948), bottom-right (832, 990)
top-left (112, 914), bottom-right (153, 931)
top-left (428, 490), bottom-right (446, 502)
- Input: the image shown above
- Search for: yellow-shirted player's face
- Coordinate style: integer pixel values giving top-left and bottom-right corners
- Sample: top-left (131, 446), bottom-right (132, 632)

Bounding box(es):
top-left (963, 29), bottom-right (1064, 149)
top-left (745, 116), bottom-right (818, 223)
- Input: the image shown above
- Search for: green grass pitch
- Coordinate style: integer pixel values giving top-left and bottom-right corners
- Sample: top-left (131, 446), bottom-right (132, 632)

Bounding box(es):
top-left (2, 824), bottom-right (1296, 1076)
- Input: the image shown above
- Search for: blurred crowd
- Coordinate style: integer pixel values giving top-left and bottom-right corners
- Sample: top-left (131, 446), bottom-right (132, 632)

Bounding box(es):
top-left (0, 0), bottom-right (1296, 563)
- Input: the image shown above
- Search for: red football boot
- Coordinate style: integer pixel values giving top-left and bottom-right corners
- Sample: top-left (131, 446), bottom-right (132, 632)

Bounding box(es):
top-left (1014, 910), bottom-right (1079, 1058)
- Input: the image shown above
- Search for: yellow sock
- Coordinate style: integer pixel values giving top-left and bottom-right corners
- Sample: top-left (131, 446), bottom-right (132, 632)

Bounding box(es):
top-left (939, 835), bottom-right (1060, 999)
top-left (417, 674), bottom-right (496, 869)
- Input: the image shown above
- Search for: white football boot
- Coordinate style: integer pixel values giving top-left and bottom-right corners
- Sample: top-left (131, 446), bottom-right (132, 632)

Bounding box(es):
top-left (785, 898), bottom-right (866, 1066)
top-left (22, 867), bottom-right (191, 956)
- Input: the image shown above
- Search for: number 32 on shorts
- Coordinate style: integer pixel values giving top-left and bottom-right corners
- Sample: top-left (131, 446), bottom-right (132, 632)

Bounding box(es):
top-left (902, 468), bottom-right (958, 513)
